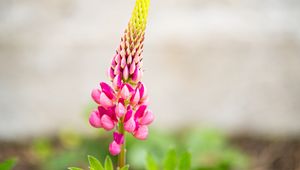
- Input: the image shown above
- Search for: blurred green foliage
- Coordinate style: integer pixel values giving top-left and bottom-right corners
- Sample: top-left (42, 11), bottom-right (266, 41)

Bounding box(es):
top-left (30, 128), bottom-right (248, 170)
top-left (68, 155), bottom-right (126, 170)
top-left (0, 158), bottom-right (17, 170)
top-left (146, 149), bottom-right (191, 170)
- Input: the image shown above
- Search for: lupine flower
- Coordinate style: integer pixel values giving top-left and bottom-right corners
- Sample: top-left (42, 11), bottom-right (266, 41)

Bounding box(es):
top-left (89, 0), bottom-right (153, 156)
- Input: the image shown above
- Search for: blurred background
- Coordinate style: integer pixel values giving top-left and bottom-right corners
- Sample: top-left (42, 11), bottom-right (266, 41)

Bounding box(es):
top-left (0, 0), bottom-right (300, 170)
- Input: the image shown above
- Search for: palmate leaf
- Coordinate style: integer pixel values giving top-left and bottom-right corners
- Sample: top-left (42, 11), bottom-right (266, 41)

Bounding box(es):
top-left (88, 155), bottom-right (104, 170)
top-left (163, 148), bottom-right (177, 170)
top-left (104, 156), bottom-right (113, 170)
top-left (178, 152), bottom-right (191, 170)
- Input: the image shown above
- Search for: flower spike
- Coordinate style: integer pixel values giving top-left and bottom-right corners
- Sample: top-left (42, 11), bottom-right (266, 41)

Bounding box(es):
top-left (89, 0), bottom-right (153, 161)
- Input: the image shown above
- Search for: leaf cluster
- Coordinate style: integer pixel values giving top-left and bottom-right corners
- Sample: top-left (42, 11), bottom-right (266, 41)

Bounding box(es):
top-left (145, 149), bottom-right (191, 170)
top-left (0, 158), bottom-right (17, 170)
top-left (68, 156), bottom-right (129, 170)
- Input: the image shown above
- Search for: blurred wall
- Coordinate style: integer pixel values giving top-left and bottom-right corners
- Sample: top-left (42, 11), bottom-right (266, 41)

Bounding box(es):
top-left (0, 0), bottom-right (300, 139)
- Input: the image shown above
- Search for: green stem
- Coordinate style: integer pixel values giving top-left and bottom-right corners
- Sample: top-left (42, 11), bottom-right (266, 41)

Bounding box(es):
top-left (118, 121), bottom-right (126, 169)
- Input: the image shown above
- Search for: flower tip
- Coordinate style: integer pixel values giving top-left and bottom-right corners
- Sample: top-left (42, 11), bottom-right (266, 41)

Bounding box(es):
top-left (99, 92), bottom-right (114, 108)
top-left (91, 88), bottom-right (101, 104)
top-left (131, 89), bottom-right (140, 106)
top-left (100, 115), bottom-right (115, 131)
top-left (109, 141), bottom-right (121, 156)
top-left (120, 84), bottom-right (130, 99)
top-left (113, 74), bottom-right (122, 90)
top-left (89, 110), bottom-right (102, 128)
top-left (123, 65), bottom-right (129, 80)
top-left (134, 125), bottom-right (148, 140)
top-left (140, 110), bottom-right (154, 125)
top-left (100, 82), bottom-right (115, 99)
top-left (115, 102), bottom-right (126, 118)
top-left (113, 132), bottom-right (124, 144)
top-left (124, 117), bottom-right (136, 133)
top-left (108, 67), bottom-right (114, 80)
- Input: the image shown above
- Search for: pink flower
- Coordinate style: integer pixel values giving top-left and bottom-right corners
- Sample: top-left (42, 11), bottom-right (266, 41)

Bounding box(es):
top-left (140, 110), bottom-right (154, 125)
top-left (134, 105), bottom-right (147, 119)
top-left (134, 125), bottom-right (148, 140)
top-left (109, 141), bottom-right (121, 156)
top-left (91, 89), bottom-right (101, 104)
top-left (100, 82), bottom-right (115, 99)
top-left (90, 82), bottom-right (116, 109)
top-left (124, 117), bottom-right (136, 133)
top-left (89, 110), bottom-right (102, 128)
top-left (89, 0), bottom-right (153, 155)
top-left (112, 74), bottom-right (122, 90)
top-left (101, 115), bottom-right (115, 131)
top-left (130, 89), bottom-right (140, 106)
top-left (120, 84), bottom-right (130, 100)
top-left (99, 93), bottom-right (114, 109)
top-left (115, 102), bottom-right (126, 118)
top-left (138, 82), bottom-right (148, 101)
top-left (113, 132), bottom-right (124, 145)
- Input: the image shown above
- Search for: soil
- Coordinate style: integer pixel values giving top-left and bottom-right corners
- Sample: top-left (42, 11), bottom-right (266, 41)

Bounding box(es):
top-left (231, 136), bottom-right (300, 170)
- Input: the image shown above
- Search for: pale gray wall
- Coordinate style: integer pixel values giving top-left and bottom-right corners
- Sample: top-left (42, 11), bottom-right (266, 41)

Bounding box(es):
top-left (0, 0), bottom-right (300, 139)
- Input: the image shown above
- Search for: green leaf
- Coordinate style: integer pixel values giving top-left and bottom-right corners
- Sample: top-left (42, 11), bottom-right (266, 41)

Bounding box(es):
top-left (0, 158), bottom-right (17, 170)
top-left (68, 167), bottom-right (83, 170)
top-left (120, 165), bottom-right (130, 170)
top-left (163, 148), bottom-right (177, 170)
top-left (88, 155), bottom-right (104, 170)
top-left (104, 156), bottom-right (113, 170)
top-left (178, 152), bottom-right (191, 170)
top-left (145, 153), bottom-right (159, 170)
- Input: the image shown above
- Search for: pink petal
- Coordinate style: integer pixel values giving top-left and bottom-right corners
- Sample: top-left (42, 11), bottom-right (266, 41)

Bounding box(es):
top-left (138, 82), bottom-right (148, 100)
top-left (99, 92), bottom-right (114, 108)
top-left (97, 106), bottom-right (106, 117)
top-left (89, 110), bottom-right (102, 128)
top-left (124, 109), bottom-right (133, 122)
top-left (129, 62), bottom-right (136, 75)
top-left (114, 54), bottom-right (121, 63)
top-left (100, 115), bottom-right (115, 131)
top-left (126, 84), bottom-right (134, 93)
top-left (108, 67), bottom-right (115, 80)
top-left (140, 96), bottom-right (150, 105)
top-left (134, 53), bottom-right (140, 63)
top-left (121, 57), bottom-right (126, 68)
top-left (135, 105), bottom-right (147, 119)
top-left (91, 88), bottom-right (101, 104)
top-left (120, 84), bottom-right (130, 99)
top-left (124, 117), bottom-right (136, 133)
top-left (100, 82), bottom-right (115, 99)
top-left (120, 49), bottom-right (126, 58)
top-left (115, 102), bottom-right (126, 118)
top-left (109, 141), bottom-right (121, 156)
top-left (127, 55), bottom-right (132, 64)
top-left (111, 57), bottom-right (117, 69)
top-left (134, 125), bottom-right (148, 140)
top-left (112, 74), bottom-right (122, 90)
top-left (113, 132), bottom-right (124, 144)
top-left (98, 106), bottom-right (117, 122)
top-left (123, 65), bottom-right (129, 80)
top-left (131, 67), bottom-right (139, 82)
top-left (130, 89), bottom-right (140, 106)
top-left (114, 64), bottom-right (121, 75)
top-left (140, 110), bottom-right (154, 125)
top-left (137, 70), bottom-right (143, 82)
